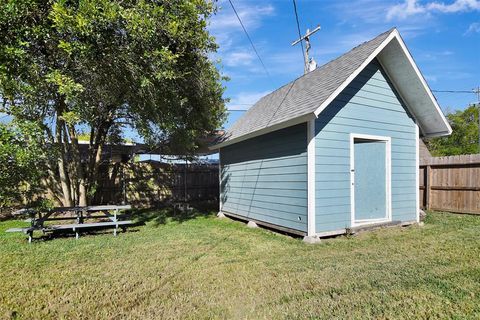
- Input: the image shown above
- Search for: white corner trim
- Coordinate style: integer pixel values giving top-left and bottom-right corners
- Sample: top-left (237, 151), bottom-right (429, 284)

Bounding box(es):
top-left (415, 123), bottom-right (420, 223)
top-left (218, 148), bottom-right (222, 212)
top-left (314, 31), bottom-right (397, 118)
top-left (350, 133), bottom-right (392, 228)
top-left (307, 119), bottom-right (316, 236)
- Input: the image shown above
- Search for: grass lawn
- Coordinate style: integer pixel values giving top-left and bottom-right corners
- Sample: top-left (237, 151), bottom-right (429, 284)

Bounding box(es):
top-left (1, 210), bottom-right (479, 319)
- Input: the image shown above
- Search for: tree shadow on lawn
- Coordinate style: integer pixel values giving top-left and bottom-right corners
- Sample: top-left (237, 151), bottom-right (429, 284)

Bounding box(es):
top-left (5, 201), bottom-right (217, 242)
top-left (33, 227), bottom-right (141, 242)
top-left (131, 202), bottom-right (216, 227)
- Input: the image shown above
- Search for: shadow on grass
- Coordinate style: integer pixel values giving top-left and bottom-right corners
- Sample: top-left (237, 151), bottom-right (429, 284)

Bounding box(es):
top-left (33, 227), bottom-right (142, 242)
top-left (33, 203), bottom-right (215, 242)
top-left (131, 203), bottom-right (215, 227)
top-left (4, 201), bottom-right (218, 242)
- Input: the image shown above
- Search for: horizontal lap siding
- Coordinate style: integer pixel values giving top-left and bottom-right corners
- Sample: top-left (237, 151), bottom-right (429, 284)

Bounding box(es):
top-left (315, 59), bottom-right (417, 232)
top-left (220, 123), bottom-right (308, 232)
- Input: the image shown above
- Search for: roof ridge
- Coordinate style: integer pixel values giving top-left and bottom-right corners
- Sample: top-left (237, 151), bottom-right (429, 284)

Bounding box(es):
top-left (213, 26), bottom-right (451, 148)
top-left (219, 27), bottom-right (399, 146)
top-left (239, 27), bottom-right (396, 111)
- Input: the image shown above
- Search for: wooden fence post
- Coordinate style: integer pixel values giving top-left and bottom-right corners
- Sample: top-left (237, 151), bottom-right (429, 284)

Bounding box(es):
top-left (425, 165), bottom-right (432, 210)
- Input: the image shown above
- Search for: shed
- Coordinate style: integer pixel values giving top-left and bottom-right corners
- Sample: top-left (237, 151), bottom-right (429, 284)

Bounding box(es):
top-left (211, 28), bottom-right (451, 241)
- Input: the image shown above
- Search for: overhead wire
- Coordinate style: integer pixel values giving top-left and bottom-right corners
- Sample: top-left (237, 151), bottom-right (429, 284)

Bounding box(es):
top-left (292, 0), bottom-right (306, 67)
top-left (227, 0), bottom-right (271, 79)
top-left (432, 90), bottom-right (475, 94)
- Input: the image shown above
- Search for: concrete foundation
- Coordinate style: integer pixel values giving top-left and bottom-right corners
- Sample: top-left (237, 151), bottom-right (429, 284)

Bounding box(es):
top-left (247, 221), bottom-right (258, 228)
top-left (347, 220), bottom-right (402, 235)
top-left (419, 209), bottom-right (427, 221)
top-left (303, 235), bottom-right (322, 244)
top-left (217, 211), bottom-right (226, 218)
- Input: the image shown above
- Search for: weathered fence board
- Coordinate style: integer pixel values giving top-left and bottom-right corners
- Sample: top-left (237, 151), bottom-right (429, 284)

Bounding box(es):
top-left (420, 154), bottom-right (480, 214)
top-left (93, 162), bottom-right (219, 207)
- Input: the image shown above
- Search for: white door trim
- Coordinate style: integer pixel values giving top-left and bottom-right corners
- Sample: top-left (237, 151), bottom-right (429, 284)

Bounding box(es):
top-left (350, 133), bottom-right (392, 227)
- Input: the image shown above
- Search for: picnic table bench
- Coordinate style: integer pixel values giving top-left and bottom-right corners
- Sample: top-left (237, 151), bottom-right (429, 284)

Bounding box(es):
top-left (6, 205), bottom-right (133, 243)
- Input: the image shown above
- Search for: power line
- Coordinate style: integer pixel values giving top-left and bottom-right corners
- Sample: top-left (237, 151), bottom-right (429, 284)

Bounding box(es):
top-left (432, 90), bottom-right (475, 93)
top-left (227, 0), bottom-right (270, 78)
top-left (292, 0), bottom-right (306, 68)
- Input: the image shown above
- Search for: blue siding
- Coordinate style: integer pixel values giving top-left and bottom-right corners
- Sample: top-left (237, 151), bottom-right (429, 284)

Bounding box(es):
top-left (220, 123), bottom-right (308, 232)
top-left (315, 59), bottom-right (417, 232)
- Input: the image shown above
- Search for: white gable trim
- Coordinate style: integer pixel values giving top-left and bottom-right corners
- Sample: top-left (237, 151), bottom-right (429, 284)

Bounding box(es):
top-left (210, 113), bottom-right (314, 149)
top-left (376, 58), bottom-right (427, 136)
top-left (313, 32), bottom-right (397, 117)
top-left (211, 29), bottom-right (451, 150)
top-left (313, 29), bottom-right (451, 137)
top-left (391, 30), bottom-right (451, 137)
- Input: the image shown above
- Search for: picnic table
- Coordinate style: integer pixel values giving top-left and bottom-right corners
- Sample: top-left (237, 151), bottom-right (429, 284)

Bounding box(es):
top-left (6, 205), bottom-right (133, 243)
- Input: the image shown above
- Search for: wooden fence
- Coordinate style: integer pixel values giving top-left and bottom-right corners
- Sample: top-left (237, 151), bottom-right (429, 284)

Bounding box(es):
top-left (94, 157), bottom-right (479, 213)
top-left (420, 154), bottom-right (480, 214)
top-left (93, 162), bottom-right (219, 207)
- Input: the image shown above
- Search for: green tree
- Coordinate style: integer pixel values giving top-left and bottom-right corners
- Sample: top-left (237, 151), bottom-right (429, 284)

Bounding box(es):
top-left (0, 120), bottom-right (48, 208)
top-left (0, 0), bottom-right (226, 206)
top-left (426, 104), bottom-right (480, 156)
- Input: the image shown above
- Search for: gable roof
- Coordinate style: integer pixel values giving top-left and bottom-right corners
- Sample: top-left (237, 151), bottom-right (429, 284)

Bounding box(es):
top-left (213, 28), bottom-right (452, 149)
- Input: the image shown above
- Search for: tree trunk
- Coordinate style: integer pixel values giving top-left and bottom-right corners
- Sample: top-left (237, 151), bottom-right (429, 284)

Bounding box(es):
top-left (88, 142), bottom-right (104, 201)
top-left (55, 114), bottom-right (73, 207)
top-left (63, 127), bottom-right (77, 205)
top-left (86, 117), bottom-right (112, 203)
top-left (67, 124), bottom-right (88, 206)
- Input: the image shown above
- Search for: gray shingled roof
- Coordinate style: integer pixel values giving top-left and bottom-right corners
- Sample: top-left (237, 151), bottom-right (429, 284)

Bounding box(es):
top-left (217, 28), bottom-right (395, 145)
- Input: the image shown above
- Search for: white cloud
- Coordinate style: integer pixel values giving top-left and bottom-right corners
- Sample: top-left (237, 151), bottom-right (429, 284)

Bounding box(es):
top-left (325, 1), bottom-right (432, 39)
top-left (208, 1), bottom-right (275, 76)
top-left (427, 0), bottom-right (480, 12)
top-left (208, 2), bottom-right (274, 48)
top-left (387, 0), bottom-right (480, 20)
top-left (223, 51), bottom-right (255, 67)
top-left (440, 50), bottom-right (454, 55)
top-left (420, 49), bottom-right (454, 61)
top-left (209, 3), bottom-right (274, 32)
top-left (424, 74), bottom-right (438, 82)
top-left (327, 0), bottom-right (391, 24)
top-left (227, 90), bottom-right (271, 110)
top-left (387, 0), bottom-right (429, 20)
top-left (465, 22), bottom-right (480, 34)
top-left (265, 51), bottom-right (304, 75)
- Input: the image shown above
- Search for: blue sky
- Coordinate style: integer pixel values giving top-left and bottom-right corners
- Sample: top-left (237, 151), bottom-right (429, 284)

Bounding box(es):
top-left (2, 0), bottom-right (478, 158)
top-left (208, 0), bottom-right (480, 130)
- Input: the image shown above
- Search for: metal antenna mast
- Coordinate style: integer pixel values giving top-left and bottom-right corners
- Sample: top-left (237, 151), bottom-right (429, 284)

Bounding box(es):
top-left (291, 25), bottom-right (321, 74)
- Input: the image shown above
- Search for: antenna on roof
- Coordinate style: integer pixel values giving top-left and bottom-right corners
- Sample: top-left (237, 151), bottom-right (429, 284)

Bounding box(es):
top-left (291, 25), bottom-right (321, 74)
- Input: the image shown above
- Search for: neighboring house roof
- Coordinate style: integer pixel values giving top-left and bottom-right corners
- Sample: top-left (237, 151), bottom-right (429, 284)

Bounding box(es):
top-left (212, 28), bottom-right (452, 149)
top-left (419, 139), bottom-right (432, 163)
